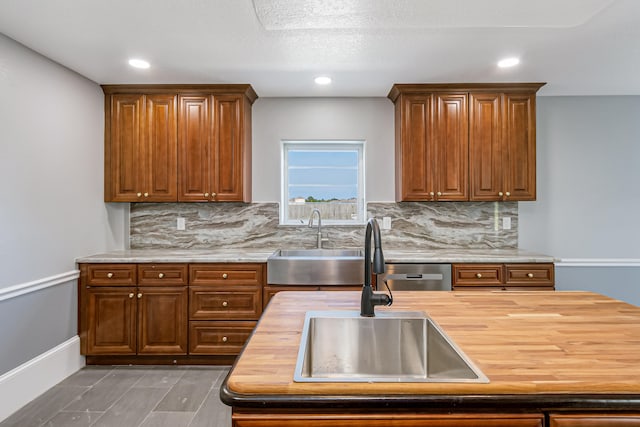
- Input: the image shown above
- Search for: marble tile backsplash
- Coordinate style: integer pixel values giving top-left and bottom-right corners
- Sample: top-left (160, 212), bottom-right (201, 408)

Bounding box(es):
top-left (130, 202), bottom-right (517, 250)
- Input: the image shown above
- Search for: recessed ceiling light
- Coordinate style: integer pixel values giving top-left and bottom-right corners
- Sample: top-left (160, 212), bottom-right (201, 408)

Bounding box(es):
top-left (314, 76), bottom-right (332, 85)
top-left (128, 59), bottom-right (150, 69)
top-left (497, 57), bottom-right (520, 68)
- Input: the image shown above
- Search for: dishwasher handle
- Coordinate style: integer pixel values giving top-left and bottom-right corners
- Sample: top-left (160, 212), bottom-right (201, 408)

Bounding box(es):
top-left (386, 273), bottom-right (444, 281)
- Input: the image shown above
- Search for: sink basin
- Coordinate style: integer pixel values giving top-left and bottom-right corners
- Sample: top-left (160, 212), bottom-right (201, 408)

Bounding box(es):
top-left (294, 310), bottom-right (489, 383)
top-left (267, 249), bottom-right (364, 285)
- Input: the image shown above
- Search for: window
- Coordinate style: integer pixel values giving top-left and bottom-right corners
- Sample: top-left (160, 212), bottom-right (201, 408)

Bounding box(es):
top-left (281, 140), bottom-right (365, 225)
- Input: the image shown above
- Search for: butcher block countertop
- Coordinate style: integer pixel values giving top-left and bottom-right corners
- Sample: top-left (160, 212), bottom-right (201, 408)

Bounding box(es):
top-left (222, 290), bottom-right (640, 409)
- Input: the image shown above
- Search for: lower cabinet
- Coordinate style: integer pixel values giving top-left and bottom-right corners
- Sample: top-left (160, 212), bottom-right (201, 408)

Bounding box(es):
top-left (232, 413), bottom-right (544, 427)
top-left (188, 263), bottom-right (264, 356)
top-left (452, 263), bottom-right (554, 291)
top-left (82, 263), bottom-right (188, 356)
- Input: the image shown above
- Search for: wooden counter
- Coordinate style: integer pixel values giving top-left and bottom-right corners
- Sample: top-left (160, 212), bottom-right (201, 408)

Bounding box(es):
top-left (222, 291), bottom-right (640, 425)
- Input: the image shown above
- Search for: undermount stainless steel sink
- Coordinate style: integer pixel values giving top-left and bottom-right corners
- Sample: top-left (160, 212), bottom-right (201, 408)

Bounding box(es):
top-left (267, 249), bottom-right (364, 285)
top-left (294, 310), bottom-right (489, 383)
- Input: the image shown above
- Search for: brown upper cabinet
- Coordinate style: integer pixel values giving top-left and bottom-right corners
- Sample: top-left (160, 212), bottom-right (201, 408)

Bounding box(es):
top-left (104, 93), bottom-right (178, 202)
top-left (388, 83), bottom-right (545, 202)
top-left (103, 85), bottom-right (257, 203)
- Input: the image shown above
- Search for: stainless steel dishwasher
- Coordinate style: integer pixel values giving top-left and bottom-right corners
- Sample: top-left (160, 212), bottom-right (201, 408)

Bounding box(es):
top-left (380, 264), bottom-right (452, 291)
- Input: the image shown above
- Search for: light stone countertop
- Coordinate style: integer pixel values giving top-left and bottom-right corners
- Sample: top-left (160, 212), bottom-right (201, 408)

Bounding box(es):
top-left (76, 248), bottom-right (556, 264)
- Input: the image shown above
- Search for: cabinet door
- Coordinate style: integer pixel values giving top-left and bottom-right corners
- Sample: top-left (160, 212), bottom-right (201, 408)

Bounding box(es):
top-left (137, 286), bottom-right (188, 354)
top-left (397, 94), bottom-right (435, 201)
top-left (178, 95), bottom-right (212, 201)
top-left (469, 92), bottom-right (503, 200)
top-left (549, 414), bottom-right (640, 426)
top-left (503, 93), bottom-right (536, 201)
top-left (213, 95), bottom-right (246, 201)
top-left (145, 94), bottom-right (177, 201)
top-left (434, 93), bottom-right (468, 200)
top-left (86, 287), bottom-right (136, 355)
top-left (108, 94), bottom-right (144, 201)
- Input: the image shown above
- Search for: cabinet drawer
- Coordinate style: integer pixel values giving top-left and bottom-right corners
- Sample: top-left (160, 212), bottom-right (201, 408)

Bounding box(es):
top-left (189, 321), bottom-right (256, 355)
top-left (138, 263), bottom-right (188, 286)
top-left (189, 263), bottom-right (264, 286)
top-left (190, 287), bottom-right (261, 320)
top-left (452, 264), bottom-right (503, 286)
top-left (86, 264), bottom-right (136, 286)
top-left (505, 263), bottom-right (554, 286)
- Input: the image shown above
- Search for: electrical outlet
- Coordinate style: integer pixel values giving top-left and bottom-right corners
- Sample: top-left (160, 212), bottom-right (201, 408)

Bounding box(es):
top-left (177, 217), bottom-right (186, 230)
top-left (503, 217), bottom-right (511, 230)
top-left (382, 217), bottom-right (392, 230)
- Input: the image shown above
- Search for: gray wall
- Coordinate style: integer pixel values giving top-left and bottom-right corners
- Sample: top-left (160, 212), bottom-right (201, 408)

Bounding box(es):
top-left (519, 96), bottom-right (640, 305)
top-left (0, 34), bottom-right (127, 375)
top-left (252, 97), bottom-right (396, 202)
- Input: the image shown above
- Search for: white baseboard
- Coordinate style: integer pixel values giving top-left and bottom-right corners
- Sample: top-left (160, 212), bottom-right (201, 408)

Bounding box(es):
top-left (0, 336), bottom-right (85, 422)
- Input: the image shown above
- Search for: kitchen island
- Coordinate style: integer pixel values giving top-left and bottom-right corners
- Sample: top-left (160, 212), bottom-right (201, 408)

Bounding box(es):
top-left (221, 291), bottom-right (640, 426)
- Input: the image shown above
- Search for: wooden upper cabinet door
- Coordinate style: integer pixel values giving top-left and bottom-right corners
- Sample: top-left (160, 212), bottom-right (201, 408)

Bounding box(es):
top-left (178, 95), bottom-right (212, 201)
top-left (434, 93), bottom-right (468, 201)
top-left (144, 94), bottom-right (177, 201)
top-left (108, 94), bottom-right (144, 201)
top-left (469, 92), bottom-right (503, 201)
top-left (213, 95), bottom-right (245, 201)
top-left (503, 92), bottom-right (536, 201)
top-left (397, 94), bottom-right (435, 201)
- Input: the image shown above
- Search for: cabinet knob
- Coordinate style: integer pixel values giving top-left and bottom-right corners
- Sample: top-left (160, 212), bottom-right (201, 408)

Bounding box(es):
top-left (211, 192), bottom-right (217, 198)
top-left (476, 273), bottom-right (482, 279)
top-left (222, 301), bottom-right (228, 307)
top-left (527, 273), bottom-right (534, 278)
top-left (137, 293), bottom-right (142, 299)
top-left (498, 192), bottom-right (503, 197)
top-left (137, 192), bottom-right (142, 197)
top-left (107, 272), bottom-right (113, 279)
top-left (129, 293), bottom-right (134, 299)
top-left (144, 192), bottom-right (149, 197)
top-left (437, 191), bottom-right (442, 196)
top-left (158, 273), bottom-right (164, 279)
top-left (505, 192), bottom-right (511, 197)
top-left (222, 273), bottom-right (228, 279)
top-left (222, 336), bottom-right (228, 343)
top-left (204, 192), bottom-right (209, 197)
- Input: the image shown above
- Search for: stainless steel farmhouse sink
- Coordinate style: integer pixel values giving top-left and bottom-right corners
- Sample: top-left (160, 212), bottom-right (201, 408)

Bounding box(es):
top-left (294, 310), bottom-right (489, 383)
top-left (267, 249), bottom-right (364, 285)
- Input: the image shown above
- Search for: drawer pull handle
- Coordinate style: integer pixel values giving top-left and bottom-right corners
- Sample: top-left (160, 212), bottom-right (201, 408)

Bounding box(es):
top-left (476, 273), bottom-right (482, 279)
top-left (107, 272), bottom-right (114, 279)
top-left (222, 301), bottom-right (228, 307)
top-left (222, 336), bottom-right (228, 342)
top-left (222, 273), bottom-right (228, 279)
top-left (527, 273), bottom-right (534, 278)
top-left (158, 273), bottom-right (164, 279)
top-left (137, 293), bottom-right (142, 299)
top-left (129, 293), bottom-right (134, 299)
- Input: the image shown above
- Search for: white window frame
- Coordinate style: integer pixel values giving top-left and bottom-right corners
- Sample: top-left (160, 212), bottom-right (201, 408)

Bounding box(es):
top-left (280, 140), bottom-right (366, 226)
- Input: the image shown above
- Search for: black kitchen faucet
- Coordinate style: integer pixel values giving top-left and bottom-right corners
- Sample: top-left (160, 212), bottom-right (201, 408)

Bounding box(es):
top-left (360, 218), bottom-right (393, 316)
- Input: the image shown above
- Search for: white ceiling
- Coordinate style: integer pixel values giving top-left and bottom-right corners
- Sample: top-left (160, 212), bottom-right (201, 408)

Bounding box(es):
top-left (0, 0), bottom-right (638, 97)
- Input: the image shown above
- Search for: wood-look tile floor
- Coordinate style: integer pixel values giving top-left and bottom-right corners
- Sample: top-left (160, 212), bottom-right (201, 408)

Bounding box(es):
top-left (1, 366), bottom-right (231, 427)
